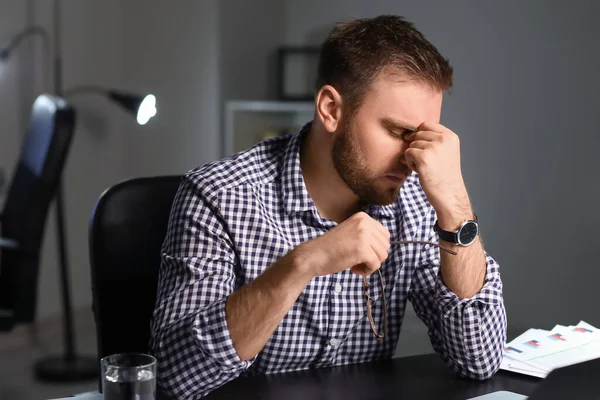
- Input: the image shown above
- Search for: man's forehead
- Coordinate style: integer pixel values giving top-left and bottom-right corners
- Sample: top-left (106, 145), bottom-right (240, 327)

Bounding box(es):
top-left (369, 69), bottom-right (440, 98)
top-left (360, 75), bottom-right (443, 123)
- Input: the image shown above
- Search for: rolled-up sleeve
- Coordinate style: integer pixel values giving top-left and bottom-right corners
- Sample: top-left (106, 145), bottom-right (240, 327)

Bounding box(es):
top-left (149, 174), bottom-right (254, 398)
top-left (408, 216), bottom-right (506, 380)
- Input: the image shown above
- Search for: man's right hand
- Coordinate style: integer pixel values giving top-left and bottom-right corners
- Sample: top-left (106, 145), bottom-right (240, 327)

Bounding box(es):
top-left (296, 211), bottom-right (391, 277)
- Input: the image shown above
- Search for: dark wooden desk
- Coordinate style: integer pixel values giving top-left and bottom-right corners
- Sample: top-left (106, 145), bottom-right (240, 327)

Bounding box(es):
top-left (202, 354), bottom-right (539, 400)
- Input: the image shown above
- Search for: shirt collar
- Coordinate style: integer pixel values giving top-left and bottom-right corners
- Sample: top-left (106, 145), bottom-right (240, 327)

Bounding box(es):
top-left (281, 123), bottom-right (315, 215)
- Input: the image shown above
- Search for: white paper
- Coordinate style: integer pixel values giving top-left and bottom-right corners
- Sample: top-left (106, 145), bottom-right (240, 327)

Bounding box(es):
top-left (502, 321), bottom-right (600, 377)
top-left (499, 356), bottom-right (547, 378)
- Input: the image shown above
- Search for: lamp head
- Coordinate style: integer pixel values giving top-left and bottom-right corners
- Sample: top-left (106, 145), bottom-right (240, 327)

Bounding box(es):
top-left (137, 94), bottom-right (157, 125)
top-left (108, 91), bottom-right (157, 125)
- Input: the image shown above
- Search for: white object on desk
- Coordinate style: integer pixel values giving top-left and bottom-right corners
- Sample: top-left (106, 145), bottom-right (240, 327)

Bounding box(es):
top-left (500, 356), bottom-right (547, 378)
top-left (467, 391), bottom-right (527, 400)
top-left (49, 392), bottom-right (102, 400)
top-left (501, 320), bottom-right (600, 377)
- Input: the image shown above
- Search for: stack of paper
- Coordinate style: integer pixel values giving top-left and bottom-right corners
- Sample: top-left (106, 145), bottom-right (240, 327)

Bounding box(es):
top-left (500, 320), bottom-right (600, 378)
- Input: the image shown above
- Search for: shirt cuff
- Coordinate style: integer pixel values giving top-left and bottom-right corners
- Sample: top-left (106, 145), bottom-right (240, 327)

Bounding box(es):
top-left (433, 255), bottom-right (504, 364)
top-left (193, 297), bottom-right (256, 373)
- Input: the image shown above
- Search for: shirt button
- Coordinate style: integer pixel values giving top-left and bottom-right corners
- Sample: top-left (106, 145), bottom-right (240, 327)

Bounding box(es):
top-left (329, 338), bottom-right (341, 347)
top-left (333, 283), bottom-right (343, 294)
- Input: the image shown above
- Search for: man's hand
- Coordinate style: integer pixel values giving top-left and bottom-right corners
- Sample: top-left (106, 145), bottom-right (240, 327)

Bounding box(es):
top-left (296, 211), bottom-right (391, 277)
top-left (404, 121), bottom-right (486, 299)
top-left (227, 212), bottom-right (390, 361)
top-left (404, 121), bottom-right (472, 224)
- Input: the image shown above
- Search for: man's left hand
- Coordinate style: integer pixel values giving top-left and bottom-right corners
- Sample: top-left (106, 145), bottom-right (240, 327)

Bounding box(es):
top-left (404, 121), bottom-right (471, 223)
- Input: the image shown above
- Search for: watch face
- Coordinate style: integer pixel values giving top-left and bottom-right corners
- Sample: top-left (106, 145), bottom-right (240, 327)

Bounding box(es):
top-left (458, 221), bottom-right (479, 245)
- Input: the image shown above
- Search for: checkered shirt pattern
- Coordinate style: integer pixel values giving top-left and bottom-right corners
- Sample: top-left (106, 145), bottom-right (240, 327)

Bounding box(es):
top-left (149, 123), bottom-right (507, 399)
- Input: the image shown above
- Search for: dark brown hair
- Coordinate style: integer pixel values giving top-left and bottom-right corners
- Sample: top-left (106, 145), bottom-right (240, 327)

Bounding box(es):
top-left (316, 15), bottom-right (453, 114)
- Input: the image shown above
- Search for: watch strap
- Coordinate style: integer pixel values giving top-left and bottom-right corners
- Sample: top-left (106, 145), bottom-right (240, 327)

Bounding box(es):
top-left (433, 220), bottom-right (458, 243)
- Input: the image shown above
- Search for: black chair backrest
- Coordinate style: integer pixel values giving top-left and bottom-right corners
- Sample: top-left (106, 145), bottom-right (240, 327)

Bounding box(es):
top-left (88, 175), bottom-right (181, 361)
top-left (0, 94), bottom-right (75, 330)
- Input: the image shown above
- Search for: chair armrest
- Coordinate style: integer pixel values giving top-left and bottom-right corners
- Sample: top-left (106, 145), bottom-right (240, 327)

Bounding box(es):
top-left (0, 308), bottom-right (15, 332)
top-left (0, 237), bottom-right (19, 250)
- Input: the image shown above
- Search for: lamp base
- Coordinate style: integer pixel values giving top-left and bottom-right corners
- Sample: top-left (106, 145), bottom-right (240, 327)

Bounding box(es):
top-left (34, 355), bottom-right (98, 382)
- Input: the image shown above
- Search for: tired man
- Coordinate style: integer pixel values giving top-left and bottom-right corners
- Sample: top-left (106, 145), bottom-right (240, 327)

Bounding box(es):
top-left (150, 15), bottom-right (506, 399)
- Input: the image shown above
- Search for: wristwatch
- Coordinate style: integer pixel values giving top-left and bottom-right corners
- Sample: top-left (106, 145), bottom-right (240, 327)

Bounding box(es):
top-left (434, 215), bottom-right (479, 246)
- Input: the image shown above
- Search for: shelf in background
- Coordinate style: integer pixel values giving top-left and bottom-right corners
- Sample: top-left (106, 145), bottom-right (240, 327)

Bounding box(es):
top-left (223, 100), bottom-right (314, 158)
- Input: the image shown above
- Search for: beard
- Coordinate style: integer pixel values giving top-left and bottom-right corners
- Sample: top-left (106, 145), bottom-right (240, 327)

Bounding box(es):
top-left (331, 117), bottom-right (409, 206)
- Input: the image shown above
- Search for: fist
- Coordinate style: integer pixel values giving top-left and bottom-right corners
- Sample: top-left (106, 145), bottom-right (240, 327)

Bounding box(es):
top-left (298, 212), bottom-right (390, 277)
top-left (404, 121), bottom-right (469, 215)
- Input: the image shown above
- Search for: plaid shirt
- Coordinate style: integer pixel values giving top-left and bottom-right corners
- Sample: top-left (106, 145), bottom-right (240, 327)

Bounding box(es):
top-left (150, 123), bottom-right (507, 399)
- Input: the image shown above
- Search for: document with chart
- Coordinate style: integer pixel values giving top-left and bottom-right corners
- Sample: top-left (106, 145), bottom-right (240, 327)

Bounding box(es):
top-left (500, 320), bottom-right (600, 377)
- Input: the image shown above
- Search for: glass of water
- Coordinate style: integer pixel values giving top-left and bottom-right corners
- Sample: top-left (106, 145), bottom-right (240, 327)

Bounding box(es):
top-left (101, 353), bottom-right (156, 400)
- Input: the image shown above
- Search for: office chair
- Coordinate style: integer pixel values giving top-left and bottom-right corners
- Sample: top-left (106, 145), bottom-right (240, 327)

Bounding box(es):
top-left (88, 175), bottom-right (182, 369)
top-left (0, 94), bottom-right (76, 331)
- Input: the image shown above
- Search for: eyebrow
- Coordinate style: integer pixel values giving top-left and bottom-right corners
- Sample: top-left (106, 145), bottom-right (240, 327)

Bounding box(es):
top-left (381, 117), bottom-right (419, 133)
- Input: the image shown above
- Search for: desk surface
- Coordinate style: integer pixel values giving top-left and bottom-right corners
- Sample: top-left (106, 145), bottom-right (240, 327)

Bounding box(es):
top-left (202, 354), bottom-right (539, 400)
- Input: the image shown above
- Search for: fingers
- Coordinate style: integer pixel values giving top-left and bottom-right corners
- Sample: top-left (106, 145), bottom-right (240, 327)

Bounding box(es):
top-left (347, 213), bottom-right (389, 276)
top-left (365, 220), bottom-right (389, 275)
top-left (404, 130), bottom-right (443, 144)
top-left (366, 218), bottom-right (390, 263)
top-left (417, 121), bottom-right (447, 133)
top-left (351, 263), bottom-right (372, 275)
top-left (373, 219), bottom-right (391, 243)
top-left (404, 148), bottom-right (424, 171)
top-left (407, 140), bottom-right (433, 150)
top-left (354, 212), bottom-right (390, 242)
top-left (351, 256), bottom-right (381, 276)
top-left (370, 233), bottom-right (389, 264)
top-left (405, 120), bottom-right (452, 144)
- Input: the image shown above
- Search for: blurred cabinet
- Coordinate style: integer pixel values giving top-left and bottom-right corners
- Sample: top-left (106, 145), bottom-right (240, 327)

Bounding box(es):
top-left (223, 100), bottom-right (314, 158)
top-left (0, 167), bottom-right (6, 207)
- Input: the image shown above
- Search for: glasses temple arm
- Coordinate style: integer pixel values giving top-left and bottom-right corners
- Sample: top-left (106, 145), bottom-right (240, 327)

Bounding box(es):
top-left (390, 240), bottom-right (457, 256)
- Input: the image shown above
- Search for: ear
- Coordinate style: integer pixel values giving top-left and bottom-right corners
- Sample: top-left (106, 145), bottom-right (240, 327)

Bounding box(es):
top-left (315, 85), bottom-right (343, 133)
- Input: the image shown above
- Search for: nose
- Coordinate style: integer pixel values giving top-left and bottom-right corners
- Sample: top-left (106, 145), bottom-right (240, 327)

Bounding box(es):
top-left (396, 139), bottom-right (411, 168)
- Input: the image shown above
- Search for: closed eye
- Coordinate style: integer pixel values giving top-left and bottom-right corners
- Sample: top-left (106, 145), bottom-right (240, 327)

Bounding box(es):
top-left (381, 117), bottom-right (418, 140)
top-left (389, 129), bottom-right (414, 141)
top-left (389, 129), bottom-right (407, 138)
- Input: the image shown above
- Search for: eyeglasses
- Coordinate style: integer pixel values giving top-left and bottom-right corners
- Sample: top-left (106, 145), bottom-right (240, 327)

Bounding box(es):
top-left (364, 240), bottom-right (457, 342)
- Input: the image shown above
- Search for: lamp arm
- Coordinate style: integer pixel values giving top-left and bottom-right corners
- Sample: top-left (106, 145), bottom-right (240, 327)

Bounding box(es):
top-left (62, 85), bottom-right (109, 98)
top-left (1, 26), bottom-right (50, 59)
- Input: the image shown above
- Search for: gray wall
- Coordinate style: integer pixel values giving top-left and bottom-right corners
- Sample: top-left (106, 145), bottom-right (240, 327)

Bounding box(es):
top-left (0, 0), bottom-right (598, 349)
top-left (219, 0), bottom-right (285, 102)
top-left (0, 0), bottom-right (37, 199)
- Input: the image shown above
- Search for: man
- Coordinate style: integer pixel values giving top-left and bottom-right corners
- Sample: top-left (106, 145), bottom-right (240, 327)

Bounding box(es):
top-left (150, 15), bottom-right (506, 399)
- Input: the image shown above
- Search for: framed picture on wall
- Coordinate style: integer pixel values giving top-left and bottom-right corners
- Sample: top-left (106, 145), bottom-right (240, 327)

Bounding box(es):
top-left (276, 46), bottom-right (320, 101)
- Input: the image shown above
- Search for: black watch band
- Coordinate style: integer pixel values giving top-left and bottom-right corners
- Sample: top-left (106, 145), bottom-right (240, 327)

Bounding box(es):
top-left (434, 215), bottom-right (479, 246)
top-left (434, 221), bottom-right (459, 243)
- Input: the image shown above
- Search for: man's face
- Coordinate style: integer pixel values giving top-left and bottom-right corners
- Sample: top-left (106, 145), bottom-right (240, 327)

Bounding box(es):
top-left (331, 72), bottom-right (443, 205)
